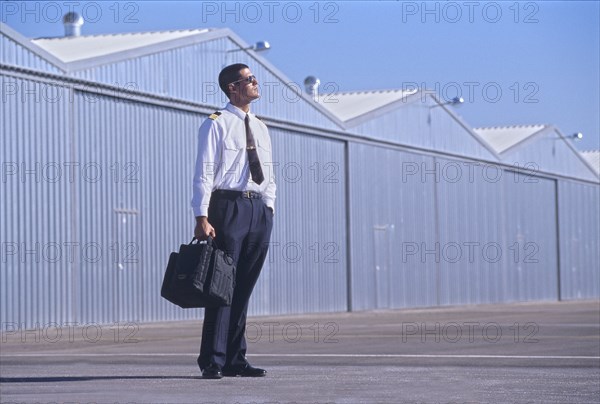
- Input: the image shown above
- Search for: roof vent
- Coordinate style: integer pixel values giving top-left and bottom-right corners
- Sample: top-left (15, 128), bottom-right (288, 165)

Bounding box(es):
top-left (304, 76), bottom-right (320, 101)
top-left (63, 12), bottom-right (84, 37)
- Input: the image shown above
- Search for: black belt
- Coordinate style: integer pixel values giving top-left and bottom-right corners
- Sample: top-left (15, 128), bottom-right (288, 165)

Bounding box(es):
top-left (213, 189), bottom-right (262, 199)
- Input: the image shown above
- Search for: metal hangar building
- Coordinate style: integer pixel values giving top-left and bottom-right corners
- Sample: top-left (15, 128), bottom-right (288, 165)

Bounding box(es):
top-left (1, 21), bottom-right (598, 328)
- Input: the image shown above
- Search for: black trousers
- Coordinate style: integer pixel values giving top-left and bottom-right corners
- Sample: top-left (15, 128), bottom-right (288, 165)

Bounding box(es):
top-left (197, 191), bottom-right (273, 370)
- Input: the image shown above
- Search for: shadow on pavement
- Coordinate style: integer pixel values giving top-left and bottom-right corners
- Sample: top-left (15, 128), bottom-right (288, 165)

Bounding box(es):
top-left (0, 375), bottom-right (202, 383)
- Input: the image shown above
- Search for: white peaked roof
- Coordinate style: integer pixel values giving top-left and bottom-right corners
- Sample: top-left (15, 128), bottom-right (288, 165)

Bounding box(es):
top-left (315, 89), bottom-right (418, 122)
top-left (473, 125), bottom-right (548, 154)
top-left (581, 150), bottom-right (600, 175)
top-left (32, 29), bottom-right (210, 63)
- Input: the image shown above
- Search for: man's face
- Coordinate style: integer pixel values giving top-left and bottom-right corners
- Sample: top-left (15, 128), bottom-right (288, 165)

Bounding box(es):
top-left (228, 68), bottom-right (260, 105)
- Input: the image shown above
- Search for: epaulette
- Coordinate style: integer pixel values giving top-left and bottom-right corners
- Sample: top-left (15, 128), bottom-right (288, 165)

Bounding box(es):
top-left (208, 111), bottom-right (222, 120)
top-left (255, 115), bottom-right (263, 121)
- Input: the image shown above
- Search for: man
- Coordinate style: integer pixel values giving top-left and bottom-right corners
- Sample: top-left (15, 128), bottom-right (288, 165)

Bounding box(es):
top-left (191, 64), bottom-right (276, 379)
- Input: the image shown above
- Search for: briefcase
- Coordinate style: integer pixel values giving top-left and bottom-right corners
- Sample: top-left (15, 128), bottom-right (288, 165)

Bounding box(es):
top-left (161, 237), bottom-right (236, 308)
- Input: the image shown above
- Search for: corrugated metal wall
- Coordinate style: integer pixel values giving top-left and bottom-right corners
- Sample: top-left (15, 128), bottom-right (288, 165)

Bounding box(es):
top-left (74, 91), bottom-right (203, 324)
top-left (436, 157), bottom-right (509, 305)
top-left (503, 129), bottom-right (598, 182)
top-left (1, 68), bottom-right (598, 330)
top-left (70, 37), bottom-right (341, 132)
top-left (347, 146), bottom-right (566, 310)
top-left (250, 128), bottom-right (347, 315)
top-left (1, 75), bottom-right (72, 328)
top-left (0, 32), bottom-right (62, 74)
top-left (1, 78), bottom-right (348, 327)
top-left (71, 38), bottom-right (228, 107)
top-left (348, 143), bottom-right (438, 310)
top-left (73, 93), bottom-right (348, 323)
top-left (438, 161), bottom-right (559, 304)
top-left (348, 95), bottom-right (498, 162)
top-left (502, 172), bottom-right (559, 301)
top-left (437, 159), bottom-right (558, 304)
top-left (557, 180), bottom-right (600, 299)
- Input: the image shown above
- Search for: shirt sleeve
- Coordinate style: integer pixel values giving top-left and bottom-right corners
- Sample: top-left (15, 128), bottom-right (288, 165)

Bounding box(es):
top-left (263, 176), bottom-right (276, 213)
top-left (191, 119), bottom-right (221, 217)
top-left (262, 131), bottom-right (277, 212)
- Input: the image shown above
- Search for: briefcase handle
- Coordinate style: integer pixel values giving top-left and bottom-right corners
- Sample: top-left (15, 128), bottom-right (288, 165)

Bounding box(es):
top-left (190, 237), bottom-right (233, 264)
top-left (190, 236), bottom-right (217, 248)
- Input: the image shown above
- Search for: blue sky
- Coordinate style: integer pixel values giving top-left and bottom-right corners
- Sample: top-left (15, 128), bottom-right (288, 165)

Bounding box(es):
top-left (2, 1), bottom-right (599, 150)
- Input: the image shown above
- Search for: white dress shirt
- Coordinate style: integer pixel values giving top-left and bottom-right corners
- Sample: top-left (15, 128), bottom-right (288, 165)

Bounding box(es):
top-left (191, 103), bottom-right (276, 217)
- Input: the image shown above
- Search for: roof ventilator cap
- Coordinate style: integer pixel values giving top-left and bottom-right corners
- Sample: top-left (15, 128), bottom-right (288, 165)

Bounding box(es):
top-left (304, 76), bottom-right (320, 101)
top-left (63, 12), bottom-right (84, 37)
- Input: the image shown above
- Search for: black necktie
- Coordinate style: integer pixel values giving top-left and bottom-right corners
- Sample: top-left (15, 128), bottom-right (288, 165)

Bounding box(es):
top-left (244, 114), bottom-right (264, 185)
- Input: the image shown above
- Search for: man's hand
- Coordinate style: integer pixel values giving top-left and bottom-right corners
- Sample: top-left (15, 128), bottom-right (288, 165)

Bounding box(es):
top-left (194, 216), bottom-right (216, 240)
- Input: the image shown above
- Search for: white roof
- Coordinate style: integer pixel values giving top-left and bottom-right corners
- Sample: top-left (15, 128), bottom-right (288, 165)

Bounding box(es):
top-left (32, 29), bottom-right (210, 63)
top-left (315, 89), bottom-right (418, 122)
top-left (581, 150), bottom-right (600, 175)
top-left (473, 125), bottom-right (547, 154)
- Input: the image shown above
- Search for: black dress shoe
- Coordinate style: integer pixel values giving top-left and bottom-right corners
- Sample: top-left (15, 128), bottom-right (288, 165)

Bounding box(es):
top-left (202, 363), bottom-right (223, 379)
top-left (222, 364), bottom-right (267, 377)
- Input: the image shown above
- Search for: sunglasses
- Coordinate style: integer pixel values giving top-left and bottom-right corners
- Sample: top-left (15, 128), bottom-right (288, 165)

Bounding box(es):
top-left (229, 75), bottom-right (257, 85)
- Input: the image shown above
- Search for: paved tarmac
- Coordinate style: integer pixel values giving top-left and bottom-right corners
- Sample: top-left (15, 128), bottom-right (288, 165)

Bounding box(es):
top-left (1, 300), bottom-right (599, 404)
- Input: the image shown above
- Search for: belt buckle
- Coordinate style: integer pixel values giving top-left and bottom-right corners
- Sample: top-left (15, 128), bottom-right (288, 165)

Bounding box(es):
top-left (243, 191), bottom-right (251, 198)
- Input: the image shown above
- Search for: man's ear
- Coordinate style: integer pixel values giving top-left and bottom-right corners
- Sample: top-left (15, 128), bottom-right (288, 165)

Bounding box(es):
top-left (229, 86), bottom-right (241, 103)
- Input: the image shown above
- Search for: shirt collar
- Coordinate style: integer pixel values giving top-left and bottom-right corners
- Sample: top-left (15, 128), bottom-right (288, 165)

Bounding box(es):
top-left (225, 102), bottom-right (253, 120)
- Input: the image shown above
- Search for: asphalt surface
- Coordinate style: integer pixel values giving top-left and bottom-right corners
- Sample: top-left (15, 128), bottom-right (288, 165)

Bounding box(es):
top-left (1, 300), bottom-right (599, 404)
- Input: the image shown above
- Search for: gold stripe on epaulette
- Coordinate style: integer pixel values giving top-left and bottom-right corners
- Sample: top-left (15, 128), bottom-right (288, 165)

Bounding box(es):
top-left (209, 111), bottom-right (222, 120)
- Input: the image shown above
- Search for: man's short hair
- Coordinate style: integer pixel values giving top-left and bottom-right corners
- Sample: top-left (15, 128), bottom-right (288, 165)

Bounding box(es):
top-left (218, 63), bottom-right (249, 97)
